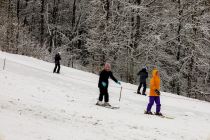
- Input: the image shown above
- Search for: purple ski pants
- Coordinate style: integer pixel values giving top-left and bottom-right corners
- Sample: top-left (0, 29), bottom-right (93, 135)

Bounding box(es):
top-left (146, 96), bottom-right (161, 113)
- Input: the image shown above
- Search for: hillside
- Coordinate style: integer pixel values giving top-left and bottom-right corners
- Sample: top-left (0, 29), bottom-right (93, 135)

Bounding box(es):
top-left (0, 51), bottom-right (210, 140)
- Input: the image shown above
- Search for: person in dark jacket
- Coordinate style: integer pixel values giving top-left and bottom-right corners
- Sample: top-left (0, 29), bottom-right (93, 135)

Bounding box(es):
top-left (96, 63), bottom-right (121, 106)
top-left (137, 66), bottom-right (148, 95)
top-left (53, 52), bottom-right (61, 73)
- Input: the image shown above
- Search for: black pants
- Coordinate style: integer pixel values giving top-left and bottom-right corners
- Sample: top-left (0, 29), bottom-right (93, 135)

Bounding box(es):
top-left (137, 82), bottom-right (146, 94)
top-left (53, 63), bottom-right (60, 73)
top-left (99, 89), bottom-right (109, 102)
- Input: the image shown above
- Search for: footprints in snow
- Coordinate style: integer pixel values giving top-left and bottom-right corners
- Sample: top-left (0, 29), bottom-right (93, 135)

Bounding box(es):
top-left (66, 94), bottom-right (75, 103)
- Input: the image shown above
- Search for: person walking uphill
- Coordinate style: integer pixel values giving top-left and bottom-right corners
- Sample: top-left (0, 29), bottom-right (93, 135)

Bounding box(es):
top-left (96, 63), bottom-right (121, 107)
top-left (137, 67), bottom-right (148, 95)
top-left (53, 52), bottom-right (61, 74)
top-left (145, 68), bottom-right (162, 116)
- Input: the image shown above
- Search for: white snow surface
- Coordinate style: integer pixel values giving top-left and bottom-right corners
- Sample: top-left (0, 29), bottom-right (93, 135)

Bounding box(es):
top-left (0, 51), bottom-right (210, 140)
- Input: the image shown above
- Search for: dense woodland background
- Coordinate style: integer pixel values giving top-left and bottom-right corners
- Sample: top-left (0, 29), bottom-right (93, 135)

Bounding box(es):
top-left (1, 0), bottom-right (210, 101)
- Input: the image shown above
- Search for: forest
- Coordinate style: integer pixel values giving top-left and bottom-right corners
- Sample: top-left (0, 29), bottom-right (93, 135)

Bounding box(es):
top-left (0, 0), bottom-right (210, 101)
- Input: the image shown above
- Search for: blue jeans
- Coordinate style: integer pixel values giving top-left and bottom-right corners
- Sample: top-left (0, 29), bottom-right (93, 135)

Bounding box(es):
top-left (146, 96), bottom-right (161, 113)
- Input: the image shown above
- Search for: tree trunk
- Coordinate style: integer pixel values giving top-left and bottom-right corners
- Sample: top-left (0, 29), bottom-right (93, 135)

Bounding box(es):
top-left (40, 0), bottom-right (45, 47)
top-left (16, 0), bottom-right (20, 52)
top-left (175, 0), bottom-right (183, 95)
top-left (6, 0), bottom-right (14, 52)
top-left (72, 0), bottom-right (76, 28)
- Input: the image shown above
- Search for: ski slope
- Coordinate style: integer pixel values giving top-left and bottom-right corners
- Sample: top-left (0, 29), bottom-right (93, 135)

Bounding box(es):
top-left (0, 51), bottom-right (210, 140)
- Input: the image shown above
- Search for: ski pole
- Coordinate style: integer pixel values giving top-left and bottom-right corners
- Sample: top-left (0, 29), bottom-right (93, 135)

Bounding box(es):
top-left (119, 86), bottom-right (123, 102)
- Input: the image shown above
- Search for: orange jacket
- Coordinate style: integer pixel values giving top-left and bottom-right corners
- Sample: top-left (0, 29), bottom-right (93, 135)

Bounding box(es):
top-left (149, 69), bottom-right (160, 96)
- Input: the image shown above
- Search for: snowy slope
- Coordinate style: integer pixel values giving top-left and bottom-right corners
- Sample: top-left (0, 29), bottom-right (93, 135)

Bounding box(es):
top-left (0, 51), bottom-right (210, 140)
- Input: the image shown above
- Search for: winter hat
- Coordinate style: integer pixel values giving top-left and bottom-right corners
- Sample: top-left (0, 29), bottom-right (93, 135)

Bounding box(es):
top-left (143, 66), bottom-right (148, 70)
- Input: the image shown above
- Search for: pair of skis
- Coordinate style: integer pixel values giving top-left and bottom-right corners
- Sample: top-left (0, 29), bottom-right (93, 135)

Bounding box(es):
top-left (159, 115), bottom-right (174, 119)
top-left (96, 104), bottom-right (120, 109)
top-left (144, 111), bottom-right (174, 119)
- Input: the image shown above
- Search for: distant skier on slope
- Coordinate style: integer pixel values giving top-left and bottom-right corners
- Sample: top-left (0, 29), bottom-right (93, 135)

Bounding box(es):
top-left (137, 66), bottom-right (148, 95)
top-left (53, 52), bottom-right (61, 74)
top-left (96, 63), bottom-right (121, 107)
top-left (145, 68), bottom-right (162, 116)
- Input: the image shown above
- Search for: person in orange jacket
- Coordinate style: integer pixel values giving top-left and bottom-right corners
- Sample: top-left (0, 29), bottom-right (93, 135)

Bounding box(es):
top-left (145, 68), bottom-right (162, 116)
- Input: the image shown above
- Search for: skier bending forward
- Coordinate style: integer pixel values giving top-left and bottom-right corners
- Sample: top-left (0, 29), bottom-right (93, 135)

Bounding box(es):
top-left (96, 63), bottom-right (121, 107)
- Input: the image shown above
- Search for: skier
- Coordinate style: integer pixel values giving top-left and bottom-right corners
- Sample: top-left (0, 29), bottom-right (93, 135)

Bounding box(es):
top-left (137, 66), bottom-right (148, 95)
top-left (145, 68), bottom-right (162, 116)
top-left (96, 63), bottom-right (121, 107)
top-left (53, 52), bottom-right (61, 73)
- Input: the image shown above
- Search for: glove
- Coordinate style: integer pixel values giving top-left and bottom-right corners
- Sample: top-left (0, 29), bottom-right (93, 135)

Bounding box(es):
top-left (155, 89), bottom-right (160, 95)
top-left (101, 82), bottom-right (107, 87)
top-left (117, 81), bottom-right (121, 85)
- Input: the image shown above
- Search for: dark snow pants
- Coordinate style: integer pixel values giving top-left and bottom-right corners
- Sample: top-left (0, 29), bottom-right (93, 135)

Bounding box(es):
top-left (99, 89), bottom-right (109, 102)
top-left (137, 82), bottom-right (147, 94)
top-left (146, 96), bottom-right (161, 113)
top-left (53, 62), bottom-right (60, 73)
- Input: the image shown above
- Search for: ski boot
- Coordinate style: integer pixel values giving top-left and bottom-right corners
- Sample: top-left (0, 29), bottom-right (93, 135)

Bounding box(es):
top-left (155, 112), bottom-right (163, 116)
top-left (96, 101), bottom-right (103, 106)
top-left (137, 91), bottom-right (141, 94)
top-left (104, 102), bottom-right (111, 107)
top-left (144, 111), bottom-right (153, 115)
top-left (142, 92), bottom-right (146, 96)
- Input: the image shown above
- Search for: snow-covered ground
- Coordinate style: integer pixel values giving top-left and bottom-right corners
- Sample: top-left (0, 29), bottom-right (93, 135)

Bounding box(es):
top-left (0, 51), bottom-right (210, 140)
